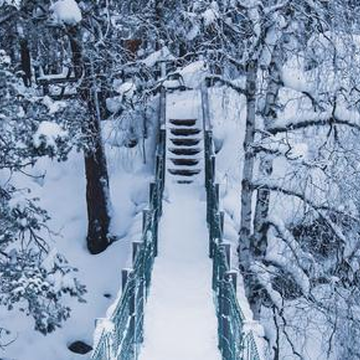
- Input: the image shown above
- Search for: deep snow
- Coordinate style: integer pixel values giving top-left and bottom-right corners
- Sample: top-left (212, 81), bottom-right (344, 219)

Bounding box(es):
top-left (0, 127), bottom-right (153, 360)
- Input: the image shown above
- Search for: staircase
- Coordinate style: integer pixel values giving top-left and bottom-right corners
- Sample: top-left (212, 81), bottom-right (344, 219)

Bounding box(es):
top-left (166, 117), bottom-right (204, 185)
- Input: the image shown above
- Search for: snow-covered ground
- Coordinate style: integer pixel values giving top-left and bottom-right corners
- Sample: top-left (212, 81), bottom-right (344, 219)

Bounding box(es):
top-left (139, 186), bottom-right (221, 360)
top-left (0, 129), bottom-right (153, 360)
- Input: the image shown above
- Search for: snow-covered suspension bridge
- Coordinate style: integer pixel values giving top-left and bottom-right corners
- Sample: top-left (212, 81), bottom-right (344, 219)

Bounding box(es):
top-left (91, 85), bottom-right (263, 360)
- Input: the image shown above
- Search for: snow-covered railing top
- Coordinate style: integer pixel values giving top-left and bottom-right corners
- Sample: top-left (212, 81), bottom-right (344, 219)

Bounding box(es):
top-left (91, 93), bottom-right (166, 360)
top-left (202, 84), bottom-right (264, 360)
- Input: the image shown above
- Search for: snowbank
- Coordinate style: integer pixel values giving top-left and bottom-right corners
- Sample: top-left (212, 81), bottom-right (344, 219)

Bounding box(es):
top-left (33, 121), bottom-right (68, 149)
top-left (1, 115), bottom-right (154, 360)
top-left (180, 60), bottom-right (209, 89)
top-left (141, 46), bottom-right (175, 68)
top-left (50, 0), bottom-right (82, 26)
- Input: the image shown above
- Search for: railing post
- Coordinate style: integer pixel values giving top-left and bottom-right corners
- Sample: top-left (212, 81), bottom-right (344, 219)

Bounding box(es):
top-left (149, 182), bottom-right (160, 258)
top-left (211, 155), bottom-right (216, 180)
top-left (209, 223), bottom-right (214, 259)
top-left (132, 242), bottom-right (142, 263)
top-left (225, 270), bottom-right (237, 294)
top-left (214, 183), bottom-right (220, 211)
top-left (121, 268), bottom-right (131, 291)
top-left (222, 243), bottom-right (231, 268)
top-left (149, 182), bottom-right (156, 210)
top-left (155, 154), bottom-right (161, 185)
top-left (155, 154), bottom-right (164, 216)
top-left (220, 211), bottom-right (225, 235)
top-left (206, 179), bottom-right (212, 224)
top-left (212, 239), bottom-right (220, 291)
top-left (142, 209), bottom-right (150, 233)
top-left (219, 276), bottom-right (228, 356)
top-left (122, 269), bottom-right (136, 354)
top-left (209, 212), bottom-right (221, 259)
top-left (222, 272), bottom-right (237, 360)
top-left (159, 128), bottom-right (166, 193)
top-left (132, 242), bottom-right (145, 345)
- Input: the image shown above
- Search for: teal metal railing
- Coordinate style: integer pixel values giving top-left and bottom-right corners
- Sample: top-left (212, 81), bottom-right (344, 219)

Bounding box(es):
top-left (201, 84), bottom-right (262, 360)
top-left (91, 90), bottom-right (166, 360)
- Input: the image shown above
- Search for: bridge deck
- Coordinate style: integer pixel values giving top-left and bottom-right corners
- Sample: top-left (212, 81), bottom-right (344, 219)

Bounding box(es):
top-left (139, 90), bottom-right (220, 360)
top-left (138, 187), bottom-right (221, 360)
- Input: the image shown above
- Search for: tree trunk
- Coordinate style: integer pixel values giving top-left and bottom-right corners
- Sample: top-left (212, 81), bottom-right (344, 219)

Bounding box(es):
top-left (154, 0), bottom-right (163, 50)
top-left (68, 27), bottom-right (112, 254)
top-left (253, 47), bottom-right (282, 255)
top-left (17, 24), bottom-right (31, 87)
top-left (251, 45), bottom-right (282, 317)
top-left (238, 59), bottom-right (259, 317)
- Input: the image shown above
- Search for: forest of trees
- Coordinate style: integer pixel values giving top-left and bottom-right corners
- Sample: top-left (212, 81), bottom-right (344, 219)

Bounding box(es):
top-left (1, 0), bottom-right (360, 359)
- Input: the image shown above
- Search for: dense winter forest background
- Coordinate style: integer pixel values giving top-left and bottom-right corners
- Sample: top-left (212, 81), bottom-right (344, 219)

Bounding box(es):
top-left (1, 0), bottom-right (360, 359)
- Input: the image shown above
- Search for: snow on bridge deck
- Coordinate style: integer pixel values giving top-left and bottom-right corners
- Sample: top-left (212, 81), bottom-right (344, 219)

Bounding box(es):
top-left (138, 186), bottom-right (221, 360)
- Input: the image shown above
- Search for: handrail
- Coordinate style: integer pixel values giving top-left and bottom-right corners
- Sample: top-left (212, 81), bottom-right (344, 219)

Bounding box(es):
top-left (201, 83), bottom-right (262, 360)
top-left (201, 82), bottom-right (212, 132)
top-left (159, 87), bottom-right (166, 130)
top-left (91, 87), bottom-right (166, 360)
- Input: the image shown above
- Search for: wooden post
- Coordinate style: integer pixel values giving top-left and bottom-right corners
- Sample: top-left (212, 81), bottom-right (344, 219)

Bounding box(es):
top-left (221, 277), bottom-right (232, 360)
top-left (155, 154), bottom-right (160, 180)
top-left (215, 183), bottom-right (220, 211)
top-left (121, 268), bottom-right (132, 291)
top-left (211, 155), bottom-right (216, 179)
top-left (209, 229), bottom-right (214, 259)
top-left (219, 243), bottom-right (231, 270)
top-left (147, 183), bottom-right (158, 257)
top-left (220, 211), bottom-right (225, 235)
top-left (219, 274), bottom-right (232, 357)
top-left (225, 271), bottom-right (237, 294)
top-left (132, 243), bottom-right (145, 344)
top-left (122, 269), bottom-right (136, 345)
top-left (224, 243), bottom-right (231, 269)
top-left (212, 239), bottom-right (219, 291)
top-left (135, 279), bottom-right (145, 344)
top-left (153, 210), bottom-right (158, 258)
top-left (132, 242), bottom-right (142, 264)
top-left (142, 209), bottom-right (150, 233)
top-left (149, 182), bottom-right (156, 210)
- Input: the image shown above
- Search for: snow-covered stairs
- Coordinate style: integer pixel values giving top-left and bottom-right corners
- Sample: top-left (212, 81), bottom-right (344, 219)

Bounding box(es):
top-left (167, 116), bottom-right (204, 185)
top-left (164, 90), bottom-right (204, 186)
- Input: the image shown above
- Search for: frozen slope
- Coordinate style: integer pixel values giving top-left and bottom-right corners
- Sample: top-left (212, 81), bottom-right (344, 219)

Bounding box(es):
top-left (139, 186), bottom-right (221, 360)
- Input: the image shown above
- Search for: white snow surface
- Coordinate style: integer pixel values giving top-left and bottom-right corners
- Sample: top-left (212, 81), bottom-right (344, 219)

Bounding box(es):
top-left (0, 0), bottom-right (21, 8)
top-left (180, 60), bottom-right (209, 89)
top-left (1, 120), bottom-right (153, 360)
top-left (33, 121), bottom-right (68, 149)
top-left (202, 2), bottom-right (219, 27)
top-left (139, 186), bottom-right (221, 360)
top-left (166, 89), bottom-right (201, 120)
top-left (141, 46), bottom-right (175, 68)
top-left (50, 0), bottom-right (82, 26)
